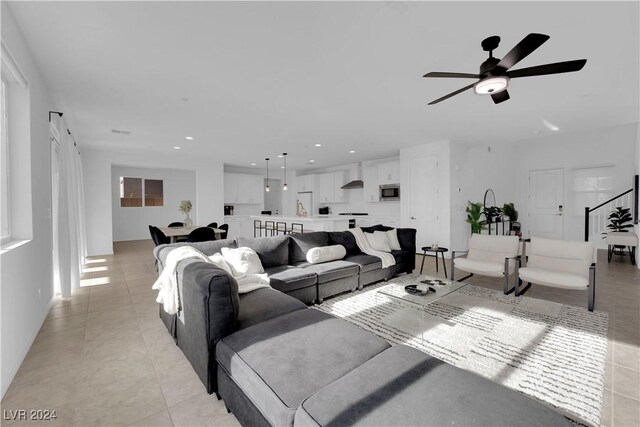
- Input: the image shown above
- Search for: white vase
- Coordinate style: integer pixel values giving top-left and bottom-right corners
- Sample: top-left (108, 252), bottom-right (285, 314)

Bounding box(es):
top-left (184, 212), bottom-right (193, 228)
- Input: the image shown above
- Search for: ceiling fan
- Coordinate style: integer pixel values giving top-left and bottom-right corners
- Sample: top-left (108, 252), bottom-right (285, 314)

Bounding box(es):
top-left (423, 33), bottom-right (587, 105)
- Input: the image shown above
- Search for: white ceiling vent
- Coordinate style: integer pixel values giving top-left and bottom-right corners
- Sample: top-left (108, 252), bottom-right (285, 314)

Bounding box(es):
top-left (111, 129), bottom-right (131, 135)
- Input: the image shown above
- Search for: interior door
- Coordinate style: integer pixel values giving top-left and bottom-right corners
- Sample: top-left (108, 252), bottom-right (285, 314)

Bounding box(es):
top-left (528, 168), bottom-right (564, 239)
top-left (408, 154), bottom-right (438, 248)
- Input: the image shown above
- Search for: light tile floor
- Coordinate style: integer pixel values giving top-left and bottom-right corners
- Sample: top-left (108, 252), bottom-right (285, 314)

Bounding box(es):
top-left (1, 240), bottom-right (638, 426)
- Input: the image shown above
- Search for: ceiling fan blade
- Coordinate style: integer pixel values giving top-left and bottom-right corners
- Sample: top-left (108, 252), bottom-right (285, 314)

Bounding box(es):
top-left (507, 59), bottom-right (587, 78)
top-left (493, 33), bottom-right (550, 73)
top-left (423, 72), bottom-right (480, 79)
top-left (427, 83), bottom-right (475, 105)
top-left (491, 90), bottom-right (510, 104)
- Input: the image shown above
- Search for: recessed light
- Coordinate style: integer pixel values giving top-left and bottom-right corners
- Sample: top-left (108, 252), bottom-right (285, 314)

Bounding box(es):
top-left (185, 136), bottom-right (194, 140)
top-left (173, 146), bottom-right (181, 150)
top-left (277, 155), bottom-right (283, 158)
top-left (309, 160), bottom-right (315, 163)
top-left (280, 166), bottom-right (285, 169)
top-left (349, 150), bottom-right (356, 154)
top-left (250, 162), bottom-right (256, 166)
top-left (314, 144), bottom-right (322, 147)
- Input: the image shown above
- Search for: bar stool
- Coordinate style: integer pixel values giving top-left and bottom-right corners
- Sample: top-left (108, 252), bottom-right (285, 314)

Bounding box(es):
top-left (264, 220), bottom-right (276, 237)
top-left (289, 223), bottom-right (304, 234)
top-left (254, 220), bottom-right (267, 237)
top-left (276, 222), bottom-right (287, 235)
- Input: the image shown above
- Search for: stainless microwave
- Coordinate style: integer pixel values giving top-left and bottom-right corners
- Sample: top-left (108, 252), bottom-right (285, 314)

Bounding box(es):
top-left (379, 184), bottom-right (400, 201)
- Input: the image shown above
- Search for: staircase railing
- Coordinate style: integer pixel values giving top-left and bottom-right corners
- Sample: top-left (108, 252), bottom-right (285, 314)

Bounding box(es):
top-left (584, 175), bottom-right (639, 241)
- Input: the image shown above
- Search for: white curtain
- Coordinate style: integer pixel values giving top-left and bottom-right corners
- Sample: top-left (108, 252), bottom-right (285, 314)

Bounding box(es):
top-left (50, 116), bottom-right (87, 298)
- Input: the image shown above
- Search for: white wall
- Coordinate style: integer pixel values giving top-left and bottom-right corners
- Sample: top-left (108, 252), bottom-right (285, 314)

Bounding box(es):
top-left (84, 147), bottom-right (224, 255)
top-left (111, 166), bottom-right (196, 241)
top-left (513, 124), bottom-right (637, 243)
top-left (448, 123), bottom-right (638, 249)
top-left (0, 6), bottom-right (55, 398)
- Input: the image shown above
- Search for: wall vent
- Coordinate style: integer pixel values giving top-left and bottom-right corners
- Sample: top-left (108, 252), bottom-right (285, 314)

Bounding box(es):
top-left (111, 129), bottom-right (131, 135)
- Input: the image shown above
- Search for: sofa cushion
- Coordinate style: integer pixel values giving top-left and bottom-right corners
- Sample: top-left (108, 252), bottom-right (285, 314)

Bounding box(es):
top-left (216, 309), bottom-right (390, 427)
top-left (290, 232), bottom-right (330, 264)
top-left (306, 245), bottom-right (347, 264)
top-left (265, 265), bottom-right (317, 293)
top-left (343, 254), bottom-right (382, 273)
top-left (237, 235), bottom-right (290, 268)
top-left (328, 231), bottom-right (360, 255)
top-left (365, 231), bottom-right (392, 252)
top-left (454, 257), bottom-right (515, 277)
top-left (518, 267), bottom-right (589, 290)
top-left (237, 287), bottom-right (306, 330)
top-left (295, 345), bottom-right (574, 427)
top-left (294, 260), bottom-right (359, 284)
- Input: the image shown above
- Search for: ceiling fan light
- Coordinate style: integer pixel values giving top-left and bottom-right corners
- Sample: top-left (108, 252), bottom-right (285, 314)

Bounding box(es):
top-left (474, 76), bottom-right (509, 95)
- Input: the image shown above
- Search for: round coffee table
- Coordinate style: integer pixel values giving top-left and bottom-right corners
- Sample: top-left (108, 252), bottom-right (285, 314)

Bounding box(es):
top-left (419, 246), bottom-right (448, 278)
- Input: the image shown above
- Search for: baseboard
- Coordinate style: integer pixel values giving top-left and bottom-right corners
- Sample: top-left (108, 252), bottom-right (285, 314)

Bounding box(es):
top-left (1, 297), bottom-right (55, 399)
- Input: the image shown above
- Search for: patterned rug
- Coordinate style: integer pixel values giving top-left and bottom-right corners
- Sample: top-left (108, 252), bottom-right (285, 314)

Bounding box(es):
top-left (313, 274), bottom-right (609, 426)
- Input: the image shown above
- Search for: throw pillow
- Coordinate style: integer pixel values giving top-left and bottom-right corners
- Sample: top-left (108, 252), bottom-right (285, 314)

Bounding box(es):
top-left (366, 231), bottom-right (392, 252)
top-left (221, 247), bottom-right (265, 276)
top-left (306, 245), bottom-right (347, 264)
top-left (386, 229), bottom-right (402, 251)
top-left (208, 253), bottom-right (233, 275)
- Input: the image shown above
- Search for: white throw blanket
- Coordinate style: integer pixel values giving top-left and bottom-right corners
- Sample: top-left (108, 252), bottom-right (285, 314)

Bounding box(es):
top-left (349, 228), bottom-right (396, 268)
top-left (153, 247), bottom-right (270, 315)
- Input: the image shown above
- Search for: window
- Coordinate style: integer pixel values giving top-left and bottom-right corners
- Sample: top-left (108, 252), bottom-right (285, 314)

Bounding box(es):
top-left (119, 177), bottom-right (163, 207)
top-left (573, 166), bottom-right (614, 215)
top-left (1, 78), bottom-right (9, 242)
top-left (144, 179), bottom-right (164, 206)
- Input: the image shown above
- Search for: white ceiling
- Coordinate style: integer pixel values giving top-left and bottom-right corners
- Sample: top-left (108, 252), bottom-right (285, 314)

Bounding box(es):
top-left (7, 1), bottom-right (639, 170)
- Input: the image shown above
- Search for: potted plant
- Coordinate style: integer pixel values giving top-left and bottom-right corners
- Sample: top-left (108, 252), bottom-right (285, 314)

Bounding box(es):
top-left (179, 200), bottom-right (193, 228)
top-left (603, 206), bottom-right (633, 234)
top-left (502, 202), bottom-right (521, 236)
top-left (466, 201), bottom-right (486, 234)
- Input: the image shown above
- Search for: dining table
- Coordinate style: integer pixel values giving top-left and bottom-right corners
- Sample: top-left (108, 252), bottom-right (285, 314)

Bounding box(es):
top-left (159, 225), bottom-right (224, 243)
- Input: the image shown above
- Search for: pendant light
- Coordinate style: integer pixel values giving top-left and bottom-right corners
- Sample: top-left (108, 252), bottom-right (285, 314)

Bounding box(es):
top-left (282, 153), bottom-right (288, 191)
top-left (265, 158), bottom-right (270, 192)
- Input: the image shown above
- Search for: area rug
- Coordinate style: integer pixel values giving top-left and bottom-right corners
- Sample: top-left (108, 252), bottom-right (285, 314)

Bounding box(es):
top-left (312, 274), bottom-right (609, 426)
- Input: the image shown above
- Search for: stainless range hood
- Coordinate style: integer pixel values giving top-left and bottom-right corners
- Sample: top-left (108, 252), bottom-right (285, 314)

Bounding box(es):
top-left (341, 179), bottom-right (363, 189)
top-left (340, 163), bottom-right (364, 189)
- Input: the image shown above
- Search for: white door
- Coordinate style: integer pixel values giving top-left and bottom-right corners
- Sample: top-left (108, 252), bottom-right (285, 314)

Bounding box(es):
top-left (528, 168), bottom-right (564, 239)
top-left (408, 154), bottom-right (438, 248)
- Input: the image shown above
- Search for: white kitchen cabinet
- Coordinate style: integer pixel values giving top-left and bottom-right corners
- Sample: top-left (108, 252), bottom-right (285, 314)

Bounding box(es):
top-left (297, 174), bottom-right (316, 192)
top-left (316, 171), bottom-right (346, 204)
top-left (378, 161), bottom-right (400, 185)
top-left (317, 173), bottom-right (333, 204)
top-left (333, 171), bottom-right (346, 203)
top-left (224, 173), bottom-right (264, 204)
top-left (363, 165), bottom-right (379, 203)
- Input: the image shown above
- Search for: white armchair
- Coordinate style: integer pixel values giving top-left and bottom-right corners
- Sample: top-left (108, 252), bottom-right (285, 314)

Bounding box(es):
top-left (451, 234), bottom-right (520, 294)
top-left (515, 237), bottom-right (597, 311)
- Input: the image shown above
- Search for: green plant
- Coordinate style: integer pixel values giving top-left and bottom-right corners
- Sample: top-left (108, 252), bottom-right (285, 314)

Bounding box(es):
top-left (466, 201), bottom-right (486, 234)
top-left (603, 207), bottom-right (633, 236)
top-left (483, 205), bottom-right (502, 223)
top-left (502, 203), bottom-right (518, 222)
top-left (179, 200), bottom-right (192, 214)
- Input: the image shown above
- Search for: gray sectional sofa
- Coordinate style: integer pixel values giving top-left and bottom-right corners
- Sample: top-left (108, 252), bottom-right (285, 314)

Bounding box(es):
top-left (153, 226), bottom-right (574, 427)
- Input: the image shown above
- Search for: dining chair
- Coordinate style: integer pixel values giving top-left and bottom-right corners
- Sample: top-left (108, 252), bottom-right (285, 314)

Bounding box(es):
top-left (207, 222), bottom-right (218, 228)
top-left (218, 224), bottom-right (229, 240)
top-left (148, 225), bottom-right (169, 246)
top-left (186, 227), bottom-right (216, 243)
top-left (168, 221), bottom-right (184, 228)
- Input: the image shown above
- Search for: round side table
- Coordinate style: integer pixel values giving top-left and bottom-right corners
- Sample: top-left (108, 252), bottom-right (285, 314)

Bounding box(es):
top-left (420, 246), bottom-right (449, 278)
